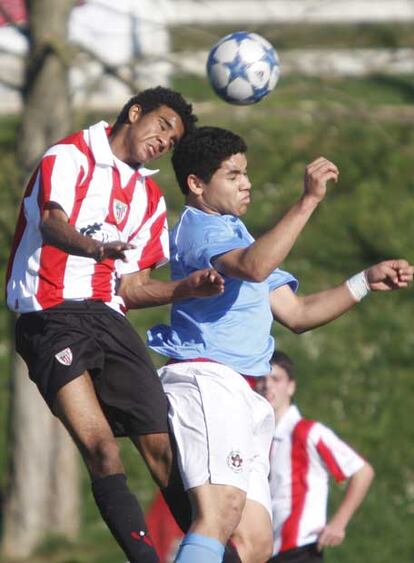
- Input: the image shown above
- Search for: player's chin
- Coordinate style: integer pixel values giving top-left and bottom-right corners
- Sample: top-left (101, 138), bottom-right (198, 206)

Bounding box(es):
top-left (237, 203), bottom-right (249, 216)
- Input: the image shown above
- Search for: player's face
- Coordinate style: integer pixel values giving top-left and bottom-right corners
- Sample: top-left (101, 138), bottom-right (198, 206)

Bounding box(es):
top-left (200, 153), bottom-right (251, 216)
top-left (124, 104), bottom-right (185, 165)
top-left (256, 364), bottom-right (295, 413)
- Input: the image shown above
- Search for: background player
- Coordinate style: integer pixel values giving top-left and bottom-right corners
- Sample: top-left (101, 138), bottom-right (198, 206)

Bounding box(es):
top-left (256, 351), bottom-right (375, 563)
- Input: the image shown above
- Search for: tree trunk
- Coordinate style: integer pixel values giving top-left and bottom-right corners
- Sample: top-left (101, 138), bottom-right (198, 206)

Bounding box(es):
top-left (2, 0), bottom-right (80, 558)
top-left (19, 0), bottom-right (75, 174)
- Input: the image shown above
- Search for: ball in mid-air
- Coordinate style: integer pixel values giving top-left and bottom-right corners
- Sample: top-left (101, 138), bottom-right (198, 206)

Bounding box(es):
top-left (206, 31), bottom-right (280, 105)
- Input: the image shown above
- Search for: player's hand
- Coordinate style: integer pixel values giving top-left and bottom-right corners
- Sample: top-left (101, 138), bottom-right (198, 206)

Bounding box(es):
top-left (317, 522), bottom-right (346, 550)
top-left (95, 241), bottom-right (136, 262)
top-left (366, 259), bottom-right (414, 291)
top-left (303, 157), bottom-right (339, 203)
top-left (185, 268), bottom-right (225, 297)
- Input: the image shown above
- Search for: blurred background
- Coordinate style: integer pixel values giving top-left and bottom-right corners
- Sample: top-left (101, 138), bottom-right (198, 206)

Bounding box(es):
top-left (0, 0), bottom-right (413, 561)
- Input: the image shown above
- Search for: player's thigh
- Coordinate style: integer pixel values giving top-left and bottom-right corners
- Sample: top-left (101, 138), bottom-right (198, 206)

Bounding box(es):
top-left (53, 371), bottom-right (120, 466)
top-left (96, 313), bottom-right (169, 438)
top-left (232, 499), bottom-right (273, 563)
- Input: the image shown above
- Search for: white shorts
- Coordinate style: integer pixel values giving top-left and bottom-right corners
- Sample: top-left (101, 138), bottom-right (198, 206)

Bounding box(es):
top-left (158, 361), bottom-right (275, 517)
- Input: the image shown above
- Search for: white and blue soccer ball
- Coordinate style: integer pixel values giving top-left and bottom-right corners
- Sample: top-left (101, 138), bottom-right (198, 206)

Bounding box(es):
top-left (206, 31), bottom-right (280, 105)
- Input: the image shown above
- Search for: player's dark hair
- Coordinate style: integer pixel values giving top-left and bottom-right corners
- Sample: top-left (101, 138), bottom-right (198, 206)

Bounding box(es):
top-left (270, 351), bottom-right (295, 381)
top-left (172, 126), bottom-right (247, 195)
top-left (112, 86), bottom-right (198, 136)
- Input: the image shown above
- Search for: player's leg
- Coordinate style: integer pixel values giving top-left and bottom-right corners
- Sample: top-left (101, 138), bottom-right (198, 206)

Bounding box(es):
top-left (229, 382), bottom-right (275, 563)
top-left (53, 373), bottom-right (159, 563)
top-left (158, 362), bottom-right (258, 562)
top-left (133, 431), bottom-right (173, 488)
top-left (15, 307), bottom-right (159, 563)
top-left (175, 482), bottom-right (246, 563)
top-left (231, 499), bottom-right (273, 563)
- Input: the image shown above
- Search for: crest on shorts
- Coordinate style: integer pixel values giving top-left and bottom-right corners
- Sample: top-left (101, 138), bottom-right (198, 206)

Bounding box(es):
top-left (226, 450), bottom-right (244, 473)
top-left (55, 347), bottom-right (73, 366)
top-left (113, 199), bottom-right (128, 224)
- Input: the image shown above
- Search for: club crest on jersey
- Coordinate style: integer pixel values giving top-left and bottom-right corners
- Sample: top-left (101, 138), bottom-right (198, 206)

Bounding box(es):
top-left (226, 450), bottom-right (244, 473)
top-left (55, 347), bottom-right (73, 366)
top-left (113, 199), bottom-right (128, 224)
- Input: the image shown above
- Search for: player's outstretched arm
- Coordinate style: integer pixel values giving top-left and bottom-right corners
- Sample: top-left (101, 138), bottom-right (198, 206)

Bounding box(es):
top-left (317, 462), bottom-right (374, 550)
top-left (41, 203), bottom-right (134, 262)
top-left (118, 268), bottom-right (225, 309)
top-left (214, 158), bottom-right (339, 282)
top-left (270, 259), bottom-right (413, 333)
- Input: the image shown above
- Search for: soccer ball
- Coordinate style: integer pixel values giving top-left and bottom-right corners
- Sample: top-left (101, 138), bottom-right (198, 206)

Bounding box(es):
top-left (206, 31), bottom-right (280, 105)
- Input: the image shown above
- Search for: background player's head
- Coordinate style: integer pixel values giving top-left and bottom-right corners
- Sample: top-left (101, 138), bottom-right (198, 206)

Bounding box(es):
top-left (110, 86), bottom-right (198, 165)
top-left (172, 126), bottom-right (251, 216)
top-left (256, 351), bottom-right (296, 418)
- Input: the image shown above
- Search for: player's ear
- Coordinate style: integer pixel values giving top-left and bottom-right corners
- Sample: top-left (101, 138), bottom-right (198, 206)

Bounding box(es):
top-left (288, 379), bottom-right (296, 399)
top-left (187, 174), bottom-right (204, 196)
top-left (128, 104), bottom-right (142, 124)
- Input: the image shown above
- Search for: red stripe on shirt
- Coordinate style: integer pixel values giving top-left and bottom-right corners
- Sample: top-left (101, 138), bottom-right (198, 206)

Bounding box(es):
top-left (138, 210), bottom-right (167, 271)
top-left (316, 438), bottom-right (347, 483)
top-left (280, 419), bottom-right (315, 552)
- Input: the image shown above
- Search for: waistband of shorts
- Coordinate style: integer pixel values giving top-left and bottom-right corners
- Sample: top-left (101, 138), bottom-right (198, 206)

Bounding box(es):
top-left (165, 357), bottom-right (258, 388)
top-left (31, 300), bottom-right (118, 315)
top-left (272, 543), bottom-right (322, 562)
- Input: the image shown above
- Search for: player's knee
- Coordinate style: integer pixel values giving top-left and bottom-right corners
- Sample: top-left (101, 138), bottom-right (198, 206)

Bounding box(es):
top-left (234, 528), bottom-right (273, 563)
top-left (85, 436), bottom-right (123, 478)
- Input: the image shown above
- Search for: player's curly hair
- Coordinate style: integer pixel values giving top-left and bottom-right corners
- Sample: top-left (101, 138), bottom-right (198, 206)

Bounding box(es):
top-left (112, 86), bottom-right (198, 136)
top-left (172, 126), bottom-right (247, 195)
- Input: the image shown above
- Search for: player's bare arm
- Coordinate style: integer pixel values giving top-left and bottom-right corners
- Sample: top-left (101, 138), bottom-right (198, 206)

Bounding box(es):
top-left (317, 462), bottom-right (375, 550)
top-left (118, 267), bottom-right (225, 309)
top-left (41, 202), bottom-right (134, 262)
top-left (214, 157), bottom-right (339, 282)
top-left (270, 259), bottom-right (413, 333)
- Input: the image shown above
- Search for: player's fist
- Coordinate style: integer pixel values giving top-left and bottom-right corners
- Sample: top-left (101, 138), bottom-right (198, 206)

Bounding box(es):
top-left (186, 268), bottom-right (225, 297)
top-left (96, 241), bottom-right (136, 262)
top-left (366, 259), bottom-right (414, 291)
top-left (303, 157), bottom-right (339, 202)
top-left (317, 523), bottom-right (346, 550)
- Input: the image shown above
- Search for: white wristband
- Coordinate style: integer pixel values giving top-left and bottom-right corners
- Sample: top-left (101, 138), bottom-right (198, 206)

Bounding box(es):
top-left (346, 270), bottom-right (370, 302)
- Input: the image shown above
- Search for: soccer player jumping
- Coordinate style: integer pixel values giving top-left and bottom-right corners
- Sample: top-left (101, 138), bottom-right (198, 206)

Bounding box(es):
top-left (6, 88), bottom-right (224, 563)
top-left (148, 126), bottom-right (413, 563)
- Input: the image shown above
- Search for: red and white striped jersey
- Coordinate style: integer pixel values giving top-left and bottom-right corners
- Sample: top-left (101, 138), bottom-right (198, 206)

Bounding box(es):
top-left (269, 405), bottom-right (365, 555)
top-left (6, 121), bottom-right (169, 314)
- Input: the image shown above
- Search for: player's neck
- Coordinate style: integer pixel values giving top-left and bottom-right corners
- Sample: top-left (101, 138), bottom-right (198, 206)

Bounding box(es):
top-left (274, 403), bottom-right (290, 423)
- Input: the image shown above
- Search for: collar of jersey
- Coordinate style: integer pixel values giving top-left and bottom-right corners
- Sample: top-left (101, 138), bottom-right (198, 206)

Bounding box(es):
top-left (184, 205), bottom-right (239, 222)
top-left (274, 404), bottom-right (301, 438)
top-left (88, 120), bottom-right (159, 177)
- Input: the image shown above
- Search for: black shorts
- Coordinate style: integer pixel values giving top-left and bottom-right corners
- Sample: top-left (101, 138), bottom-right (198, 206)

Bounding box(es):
top-left (269, 544), bottom-right (324, 563)
top-left (15, 300), bottom-right (169, 437)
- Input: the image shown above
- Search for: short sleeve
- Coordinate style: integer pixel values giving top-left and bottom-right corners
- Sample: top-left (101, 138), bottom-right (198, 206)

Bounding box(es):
top-left (39, 144), bottom-right (87, 219)
top-left (312, 423), bottom-right (365, 483)
top-left (190, 219), bottom-right (248, 270)
top-left (268, 268), bottom-right (298, 293)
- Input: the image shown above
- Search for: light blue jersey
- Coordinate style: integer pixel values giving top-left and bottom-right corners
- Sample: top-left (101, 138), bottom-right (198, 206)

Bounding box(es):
top-left (148, 206), bottom-right (298, 376)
